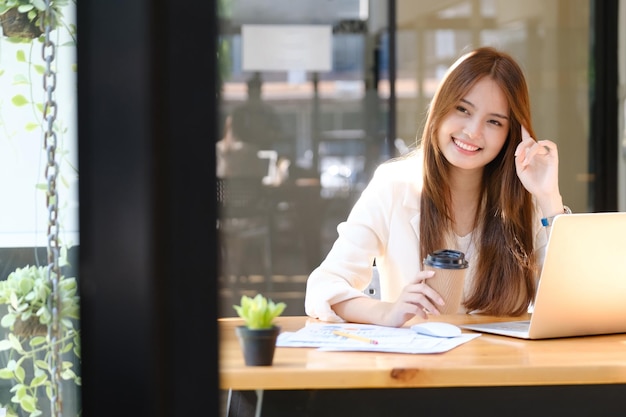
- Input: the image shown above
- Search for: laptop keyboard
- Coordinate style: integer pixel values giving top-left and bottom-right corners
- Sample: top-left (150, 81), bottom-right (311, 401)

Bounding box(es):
top-left (492, 320), bottom-right (531, 331)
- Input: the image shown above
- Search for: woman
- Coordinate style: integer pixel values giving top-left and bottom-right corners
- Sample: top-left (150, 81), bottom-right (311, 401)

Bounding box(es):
top-left (305, 47), bottom-right (568, 327)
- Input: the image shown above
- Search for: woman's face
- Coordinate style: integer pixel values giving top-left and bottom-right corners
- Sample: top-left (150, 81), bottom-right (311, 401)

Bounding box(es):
top-left (437, 77), bottom-right (510, 172)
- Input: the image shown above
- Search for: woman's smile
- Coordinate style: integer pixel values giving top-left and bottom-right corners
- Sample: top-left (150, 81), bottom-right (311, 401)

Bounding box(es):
top-left (452, 137), bottom-right (481, 152)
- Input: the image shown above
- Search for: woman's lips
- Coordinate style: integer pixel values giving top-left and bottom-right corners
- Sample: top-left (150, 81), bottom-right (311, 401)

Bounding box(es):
top-left (453, 138), bottom-right (480, 152)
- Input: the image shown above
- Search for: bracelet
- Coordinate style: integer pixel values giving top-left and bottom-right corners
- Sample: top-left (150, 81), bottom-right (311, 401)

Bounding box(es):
top-left (541, 205), bottom-right (572, 227)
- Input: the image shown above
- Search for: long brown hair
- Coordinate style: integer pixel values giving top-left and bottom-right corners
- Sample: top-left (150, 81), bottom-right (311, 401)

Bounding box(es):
top-left (419, 47), bottom-right (537, 316)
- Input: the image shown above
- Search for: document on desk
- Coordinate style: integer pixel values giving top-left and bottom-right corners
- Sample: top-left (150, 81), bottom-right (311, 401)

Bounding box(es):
top-left (276, 323), bottom-right (480, 354)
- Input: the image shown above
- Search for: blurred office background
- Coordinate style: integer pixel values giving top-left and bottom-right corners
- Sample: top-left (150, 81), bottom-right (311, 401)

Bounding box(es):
top-left (216, 0), bottom-right (625, 317)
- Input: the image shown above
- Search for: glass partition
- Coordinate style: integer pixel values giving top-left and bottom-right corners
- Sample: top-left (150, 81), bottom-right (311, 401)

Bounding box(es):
top-left (217, 0), bottom-right (591, 318)
top-left (217, 0), bottom-right (392, 317)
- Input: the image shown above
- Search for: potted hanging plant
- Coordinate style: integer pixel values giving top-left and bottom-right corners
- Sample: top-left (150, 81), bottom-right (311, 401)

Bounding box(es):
top-left (0, 264), bottom-right (81, 416)
top-left (0, 0), bottom-right (70, 40)
top-left (233, 294), bottom-right (286, 366)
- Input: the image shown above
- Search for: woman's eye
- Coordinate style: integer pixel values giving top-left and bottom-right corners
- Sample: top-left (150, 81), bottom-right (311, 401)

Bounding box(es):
top-left (456, 105), bottom-right (468, 114)
top-left (488, 119), bottom-right (503, 127)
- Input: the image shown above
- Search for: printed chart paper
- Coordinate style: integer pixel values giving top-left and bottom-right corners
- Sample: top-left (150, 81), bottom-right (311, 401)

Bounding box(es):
top-left (277, 322), bottom-right (480, 354)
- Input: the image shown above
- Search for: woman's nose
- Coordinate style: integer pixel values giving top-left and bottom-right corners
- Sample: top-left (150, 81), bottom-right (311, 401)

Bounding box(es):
top-left (463, 119), bottom-right (483, 139)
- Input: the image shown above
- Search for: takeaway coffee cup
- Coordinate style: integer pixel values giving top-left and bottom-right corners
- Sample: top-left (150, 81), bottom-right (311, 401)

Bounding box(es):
top-left (423, 249), bottom-right (469, 314)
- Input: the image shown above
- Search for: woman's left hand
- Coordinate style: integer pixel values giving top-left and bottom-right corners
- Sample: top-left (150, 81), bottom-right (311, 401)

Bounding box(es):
top-left (514, 126), bottom-right (560, 200)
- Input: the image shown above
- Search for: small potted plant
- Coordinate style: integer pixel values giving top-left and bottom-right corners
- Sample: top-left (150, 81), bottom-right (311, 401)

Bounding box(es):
top-left (233, 294), bottom-right (286, 366)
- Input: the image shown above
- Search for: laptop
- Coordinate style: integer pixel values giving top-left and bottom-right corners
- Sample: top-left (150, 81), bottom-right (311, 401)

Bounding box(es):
top-left (460, 212), bottom-right (626, 339)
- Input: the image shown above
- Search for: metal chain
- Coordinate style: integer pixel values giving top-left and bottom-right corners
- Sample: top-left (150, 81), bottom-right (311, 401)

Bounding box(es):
top-left (42, 1), bottom-right (63, 416)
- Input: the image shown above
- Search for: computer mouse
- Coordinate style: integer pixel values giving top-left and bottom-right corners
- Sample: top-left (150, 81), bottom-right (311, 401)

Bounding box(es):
top-left (411, 322), bottom-right (462, 338)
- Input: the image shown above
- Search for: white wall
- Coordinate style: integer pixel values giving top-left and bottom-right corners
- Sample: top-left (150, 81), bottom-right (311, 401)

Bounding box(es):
top-left (0, 5), bottom-right (78, 248)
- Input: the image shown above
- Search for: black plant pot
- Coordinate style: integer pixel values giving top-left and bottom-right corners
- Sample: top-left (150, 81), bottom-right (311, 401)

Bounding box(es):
top-left (235, 325), bottom-right (280, 366)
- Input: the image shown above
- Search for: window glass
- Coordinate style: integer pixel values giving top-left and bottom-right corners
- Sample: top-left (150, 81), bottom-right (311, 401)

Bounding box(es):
top-left (396, 0), bottom-right (590, 211)
top-left (217, 0), bottom-right (590, 317)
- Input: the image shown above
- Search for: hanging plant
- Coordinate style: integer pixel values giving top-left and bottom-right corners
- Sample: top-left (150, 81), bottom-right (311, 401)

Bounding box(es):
top-left (0, 0), bottom-right (70, 40)
top-left (0, 265), bottom-right (81, 416)
top-left (0, 265), bottom-right (79, 333)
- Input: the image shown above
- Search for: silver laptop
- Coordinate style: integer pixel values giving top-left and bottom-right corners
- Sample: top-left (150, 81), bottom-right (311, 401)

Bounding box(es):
top-left (460, 212), bottom-right (626, 339)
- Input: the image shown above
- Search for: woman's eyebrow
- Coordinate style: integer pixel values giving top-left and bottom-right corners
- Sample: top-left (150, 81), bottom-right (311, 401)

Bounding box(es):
top-left (460, 98), bottom-right (509, 120)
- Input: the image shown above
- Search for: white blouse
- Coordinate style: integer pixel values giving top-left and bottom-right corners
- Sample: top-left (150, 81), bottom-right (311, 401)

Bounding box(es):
top-left (304, 154), bottom-right (548, 322)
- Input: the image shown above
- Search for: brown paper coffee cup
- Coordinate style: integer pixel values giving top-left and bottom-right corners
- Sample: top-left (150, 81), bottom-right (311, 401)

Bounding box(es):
top-left (423, 249), bottom-right (469, 314)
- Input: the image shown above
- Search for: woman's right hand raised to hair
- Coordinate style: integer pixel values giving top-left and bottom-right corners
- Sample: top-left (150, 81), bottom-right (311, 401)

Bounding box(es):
top-left (514, 125), bottom-right (565, 218)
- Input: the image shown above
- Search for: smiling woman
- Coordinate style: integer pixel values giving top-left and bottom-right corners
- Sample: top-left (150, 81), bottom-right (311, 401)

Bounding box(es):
top-left (305, 47), bottom-right (567, 327)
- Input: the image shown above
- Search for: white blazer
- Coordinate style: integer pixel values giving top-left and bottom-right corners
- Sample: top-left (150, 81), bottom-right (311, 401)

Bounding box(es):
top-left (304, 154), bottom-right (547, 322)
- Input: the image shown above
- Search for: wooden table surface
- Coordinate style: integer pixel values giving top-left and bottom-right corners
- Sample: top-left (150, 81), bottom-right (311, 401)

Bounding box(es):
top-left (219, 315), bottom-right (626, 391)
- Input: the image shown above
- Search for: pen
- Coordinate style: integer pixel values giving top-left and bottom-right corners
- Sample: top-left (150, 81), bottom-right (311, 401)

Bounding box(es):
top-left (332, 330), bottom-right (379, 345)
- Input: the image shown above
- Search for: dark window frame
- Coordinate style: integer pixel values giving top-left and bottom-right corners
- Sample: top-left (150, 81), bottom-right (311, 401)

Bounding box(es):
top-left (77, 0), bottom-right (219, 415)
top-left (589, 0), bottom-right (619, 211)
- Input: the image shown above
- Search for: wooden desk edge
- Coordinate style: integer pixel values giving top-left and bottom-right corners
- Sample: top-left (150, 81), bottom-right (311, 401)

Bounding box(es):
top-left (219, 315), bottom-right (626, 390)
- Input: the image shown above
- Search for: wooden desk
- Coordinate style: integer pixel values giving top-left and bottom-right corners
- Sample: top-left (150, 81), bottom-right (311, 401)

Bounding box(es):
top-left (220, 315), bottom-right (626, 416)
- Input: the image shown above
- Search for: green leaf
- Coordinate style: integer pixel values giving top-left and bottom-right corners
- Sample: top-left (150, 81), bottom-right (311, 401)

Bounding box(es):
top-left (1, 313), bottom-right (16, 328)
top-left (0, 368), bottom-right (14, 379)
top-left (34, 64), bottom-right (45, 75)
top-left (17, 4), bottom-right (34, 13)
top-left (61, 318), bottom-right (74, 329)
top-left (0, 339), bottom-right (12, 351)
top-left (16, 50), bottom-right (26, 62)
top-left (34, 360), bottom-right (49, 370)
top-left (11, 384), bottom-right (28, 402)
top-left (14, 365), bottom-right (25, 384)
top-left (10, 383), bottom-right (25, 393)
top-left (25, 122), bottom-right (40, 132)
top-left (30, 373), bottom-right (48, 387)
top-left (20, 395), bottom-right (37, 413)
top-left (8, 334), bottom-right (24, 354)
top-left (12, 74), bottom-right (29, 85)
top-left (29, 336), bottom-right (47, 347)
top-left (61, 369), bottom-right (77, 380)
top-left (61, 342), bottom-right (73, 353)
top-left (9, 292), bottom-right (19, 309)
top-left (11, 95), bottom-right (29, 106)
top-left (32, 0), bottom-right (46, 11)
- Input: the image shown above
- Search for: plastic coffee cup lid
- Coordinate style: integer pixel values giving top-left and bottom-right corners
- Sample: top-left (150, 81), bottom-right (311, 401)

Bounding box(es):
top-left (423, 249), bottom-right (469, 269)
